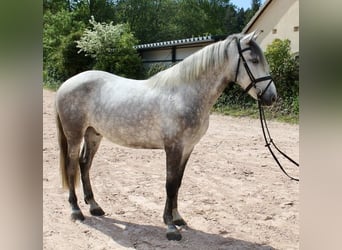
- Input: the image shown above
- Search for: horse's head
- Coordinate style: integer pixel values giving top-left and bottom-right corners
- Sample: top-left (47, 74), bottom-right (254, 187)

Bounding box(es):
top-left (234, 31), bottom-right (277, 106)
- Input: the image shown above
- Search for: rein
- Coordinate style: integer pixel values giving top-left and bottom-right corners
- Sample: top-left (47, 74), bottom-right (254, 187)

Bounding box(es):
top-left (234, 38), bottom-right (299, 182)
top-left (258, 101), bottom-right (299, 181)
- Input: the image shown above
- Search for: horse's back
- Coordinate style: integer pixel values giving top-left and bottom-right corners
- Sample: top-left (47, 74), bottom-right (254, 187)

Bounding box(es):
top-left (55, 70), bottom-right (159, 144)
top-left (57, 70), bottom-right (131, 96)
top-left (56, 70), bottom-right (140, 107)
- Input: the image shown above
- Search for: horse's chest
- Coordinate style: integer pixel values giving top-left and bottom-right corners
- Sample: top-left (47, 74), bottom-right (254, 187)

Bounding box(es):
top-left (185, 115), bottom-right (209, 143)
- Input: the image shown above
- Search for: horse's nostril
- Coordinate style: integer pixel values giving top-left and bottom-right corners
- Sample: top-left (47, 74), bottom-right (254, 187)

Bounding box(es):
top-left (271, 95), bottom-right (276, 103)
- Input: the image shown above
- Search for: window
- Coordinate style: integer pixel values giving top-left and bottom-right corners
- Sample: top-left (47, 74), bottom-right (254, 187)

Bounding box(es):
top-left (293, 26), bottom-right (299, 32)
top-left (272, 28), bottom-right (277, 34)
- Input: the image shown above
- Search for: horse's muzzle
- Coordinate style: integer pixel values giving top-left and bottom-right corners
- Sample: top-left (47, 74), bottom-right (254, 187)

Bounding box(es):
top-left (259, 92), bottom-right (277, 106)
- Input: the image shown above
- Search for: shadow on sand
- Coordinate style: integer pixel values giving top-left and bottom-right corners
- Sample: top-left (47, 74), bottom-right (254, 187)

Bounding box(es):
top-left (82, 215), bottom-right (274, 250)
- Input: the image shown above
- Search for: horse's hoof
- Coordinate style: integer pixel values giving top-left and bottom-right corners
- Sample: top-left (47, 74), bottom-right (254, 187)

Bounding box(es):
top-left (173, 219), bottom-right (187, 226)
top-left (166, 226), bottom-right (182, 241)
top-left (90, 207), bottom-right (105, 216)
top-left (71, 210), bottom-right (85, 221)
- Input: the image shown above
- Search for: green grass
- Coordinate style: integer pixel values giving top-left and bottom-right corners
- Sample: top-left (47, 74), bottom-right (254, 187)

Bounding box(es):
top-left (43, 81), bottom-right (60, 91)
top-left (212, 105), bottom-right (299, 124)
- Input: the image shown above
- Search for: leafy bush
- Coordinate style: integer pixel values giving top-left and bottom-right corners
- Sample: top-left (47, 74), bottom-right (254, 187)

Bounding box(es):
top-left (145, 63), bottom-right (171, 78)
top-left (76, 16), bottom-right (142, 78)
top-left (60, 32), bottom-right (94, 79)
top-left (264, 39), bottom-right (299, 109)
top-left (43, 9), bottom-right (88, 85)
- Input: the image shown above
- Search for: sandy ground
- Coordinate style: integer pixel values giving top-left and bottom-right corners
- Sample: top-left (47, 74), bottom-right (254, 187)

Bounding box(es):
top-left (43, 89), bottom-right (299, 250)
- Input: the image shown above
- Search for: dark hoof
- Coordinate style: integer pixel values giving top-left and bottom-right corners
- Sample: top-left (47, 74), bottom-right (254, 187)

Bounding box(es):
top-left (90, 207), bottom-right (105, 216)
top-left (173, 219), bottom-right (187, 226)
top-left (71, 210), bottom-right (85, 221)
top-left (166, 226), bottom-right (182, 241)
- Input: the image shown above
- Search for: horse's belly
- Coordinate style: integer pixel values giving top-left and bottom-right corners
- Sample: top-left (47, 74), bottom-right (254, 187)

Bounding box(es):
top-left (108, 134), bottom-right (164, 149)
top-left (97, 122), bottom-right (164, 149)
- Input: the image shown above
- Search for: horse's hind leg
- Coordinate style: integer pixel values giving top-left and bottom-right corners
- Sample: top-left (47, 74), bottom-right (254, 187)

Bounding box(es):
top-left (79, 127), bottom-right (104, 216)
top-left (66, 139), bottom-right (84, 221)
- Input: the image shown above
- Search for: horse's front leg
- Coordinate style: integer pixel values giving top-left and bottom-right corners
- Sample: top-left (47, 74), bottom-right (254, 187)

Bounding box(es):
top-left (163, 144), bottom-right (192, 241)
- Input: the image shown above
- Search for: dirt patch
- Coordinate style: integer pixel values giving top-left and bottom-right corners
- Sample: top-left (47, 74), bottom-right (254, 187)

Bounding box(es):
top-left (43, 89), bottom-right (299, 249)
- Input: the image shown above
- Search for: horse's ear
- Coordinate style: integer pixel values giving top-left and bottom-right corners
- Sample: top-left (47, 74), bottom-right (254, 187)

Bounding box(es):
top-left (253, 30), bottom-right (262, 40)
top-left (241, 30), bottom-right (261, 43)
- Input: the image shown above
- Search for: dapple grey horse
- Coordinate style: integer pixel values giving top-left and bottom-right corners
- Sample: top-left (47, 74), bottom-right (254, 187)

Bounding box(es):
top-left (55, 31), bottom-right (277, 240)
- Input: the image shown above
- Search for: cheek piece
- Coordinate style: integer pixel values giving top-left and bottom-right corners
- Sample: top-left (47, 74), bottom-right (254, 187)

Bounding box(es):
top-left (234, 38), bottom-right (273, 100)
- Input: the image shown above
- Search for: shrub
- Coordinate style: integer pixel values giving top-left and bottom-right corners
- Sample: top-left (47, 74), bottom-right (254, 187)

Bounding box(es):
top-left (60, 32), bottom-right (94, 79)
top-left (145, 63), bottom-right (171, 78)
top-left (43, 9), bottom-right (87, 85)
top-left (264, 39), bottom-right (299, 115)
top-left (76, 16), bottom-right (142, 78)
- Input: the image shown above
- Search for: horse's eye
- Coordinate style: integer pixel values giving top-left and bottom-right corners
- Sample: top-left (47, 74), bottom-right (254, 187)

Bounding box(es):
top-left (251, 58), bottom-right (259, 64)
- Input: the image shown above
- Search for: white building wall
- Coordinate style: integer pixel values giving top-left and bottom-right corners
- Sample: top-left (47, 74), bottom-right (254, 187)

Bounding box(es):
top-left (247, 0), bottom-right (299, 53)
top-left (142, 49), bottom-right (172, 62)
top-left (176, 46), bottom-right (206, 60)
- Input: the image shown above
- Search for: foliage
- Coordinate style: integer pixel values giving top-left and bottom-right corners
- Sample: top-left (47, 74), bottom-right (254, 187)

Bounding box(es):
top-left (43, 9), bottom-right (87, 83)
top-left (61, 32), bottom-right (94, 78)
top-left (264, 39), bottom-right (299, 116)
top-left (43, 0), bottom-right (264, 86)
top-left (214, 83), bottom-right (255, 109)
top-left (244, 0), bottom-right (262, 25)
top-left (265, 39), bottom-right (299, 97)
top-left (145, 63), bottom-right (171, 78)
top-left (115, 0), bottom-right (177, 43)
top-left (43, 0), bottom-right (70, 13)
top-left (71, 0), bottom-right (118, 24)
top-left (76, 17), bottom-right (142, 78)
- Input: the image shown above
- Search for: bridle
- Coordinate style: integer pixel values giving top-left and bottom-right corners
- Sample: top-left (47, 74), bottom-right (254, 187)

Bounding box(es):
top-left (234, 38), bottom-right (274, 99)
top-left (234, 38), bottom-right (299, 182)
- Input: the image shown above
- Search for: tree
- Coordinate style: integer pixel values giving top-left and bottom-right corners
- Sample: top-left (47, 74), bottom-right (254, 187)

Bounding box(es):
top-left (43, 0), bottom-right (71, 13)
top-left (71, 0), bottom-right (117, 24)
top-left (115, 0), bottom-right (178, 43)
top-left (60, 32), bottom-right (94, 78)
top-left (76, 16), bottom-right (142, 78)
top-left (244, 0), bottom-right (261, 25)
top-left (225, 5), bottom-right (241, 34)
top-left (174, 0), bottom-right (209, 38)
top-left (43, 9), bottom-right (86, 83)
top-left (43, 0), bottom-right (252, 84)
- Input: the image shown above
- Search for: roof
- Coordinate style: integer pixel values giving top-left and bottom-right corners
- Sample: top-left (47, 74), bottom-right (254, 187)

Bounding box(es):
top-left (135, 35), bottom-right (226, 50)
top-left (242, 0), bottom-right (273, 33)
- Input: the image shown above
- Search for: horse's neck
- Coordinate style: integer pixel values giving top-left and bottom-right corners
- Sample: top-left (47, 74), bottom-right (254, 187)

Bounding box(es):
top-left (198, 70), bottom-right (230, 109)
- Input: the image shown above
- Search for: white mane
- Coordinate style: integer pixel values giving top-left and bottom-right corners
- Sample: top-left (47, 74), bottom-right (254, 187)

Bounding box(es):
top-left (147, 34), bottom-right (242, 88)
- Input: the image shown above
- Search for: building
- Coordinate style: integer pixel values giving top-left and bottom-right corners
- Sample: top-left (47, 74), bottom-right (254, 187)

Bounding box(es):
top-left (135, 35), bottom-right (226, 68)
top-left (242, 0), bottom-right (299, 54)
top-left (136, 0), bottom-right (299, 69)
